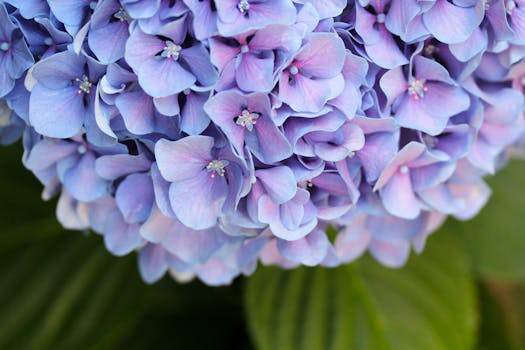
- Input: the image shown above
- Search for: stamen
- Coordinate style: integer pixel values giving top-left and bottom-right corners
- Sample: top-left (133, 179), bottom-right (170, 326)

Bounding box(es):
top-left (75, 75), bottom-right (93, 94)
top-left (235, 109), bottom-right (259, 131)
top-left (240, 44), bottom-right (249, 54)
top-left (237, 0), bottom-right (250, 14)
top-left (408, 79), bottom-right (428, 100)
top-left (206, 159), bottom-right (229, 178)
top-left (161, 41), bottom-right (182, 61)
top-left (113, 8), bottom-right (130, 22)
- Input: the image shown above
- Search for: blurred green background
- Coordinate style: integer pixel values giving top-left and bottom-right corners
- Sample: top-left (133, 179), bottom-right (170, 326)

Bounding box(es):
top-left (1, 142), bottom-right (525, 350)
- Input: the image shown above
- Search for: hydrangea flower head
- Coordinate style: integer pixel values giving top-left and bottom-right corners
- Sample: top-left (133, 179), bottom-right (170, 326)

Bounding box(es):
top-left (0, 0), bottom-right (524, 285)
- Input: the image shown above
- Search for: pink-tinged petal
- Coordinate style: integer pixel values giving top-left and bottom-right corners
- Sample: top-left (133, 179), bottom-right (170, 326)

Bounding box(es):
top-left (279, 73), bottom-right (344, 113)
top-left (364, 27), bottom-right (409, 69)
top-left (369, 237), bottom-right (411, 268)
top-left (448, 176), bottom-right (491, 220)
top-left (335, 215), bottom-right (371, 262)
top-left (305, 0), bottom-right (346, 18)
top-left (294, 33), bottom-right (346, 78)
top-left (277, 229), bottom-right (330, 266)
top-left (124, 28), bottom-right (164, 69)
top-left (140, 205), bottom-right (173, 242)
top-left (155, 136), bottom-right (213, 182)
top-left (380, 171), bottom-right (421, 219)
top-left (153, 94), bottom-right (180, 117)
top-left (249, 24), bottom-right (302, 52)
top-left (255, 166), bottom-right (297, 204)
top-left (169, 170), bottom-right (228, 230)
top-left (236, 53), bottom-right (275, 92)
top-left (411, 161), bottom-right (456, 191)
top-left (374, 141), bottom-right (426, 191)
top-left (379, 66), bottom-right (408, 106)
top-left (29, 84), bottom-right (85, 138)
top-left (423, 0), bottom-right (484, 44)
top-left (209, 38), bottom-right (240, 71)
top-left (414, 56), bottom-right (455, 84)
top-left (137, 58), bottom-right (196, 98)
top-left (510, 8), bottom-right (525, 44)
top-left (355, 3), bottom-right (383, 44)
top-left (115, 90), bottom-right (156, 135)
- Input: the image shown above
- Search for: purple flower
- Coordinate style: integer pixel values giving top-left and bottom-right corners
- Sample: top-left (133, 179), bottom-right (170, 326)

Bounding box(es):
top-left (209, 24), bottom-right (302, 93)
top-left (380, 55), bottom-right (470, 135)
top-left (125, 21), bottom-right (217, 97)
top-left (373, 142), bottom-right (455, 219)
top-left (28, 50), bottom-right (105, 138)
top-left (88, 1), bottom-right (131, 64)
top-left (278, 32), bottom-right (346, 112)
top-left (204, 90), bottom-right (292, 163)
top-left (155, 135), bottom-right (249, 230)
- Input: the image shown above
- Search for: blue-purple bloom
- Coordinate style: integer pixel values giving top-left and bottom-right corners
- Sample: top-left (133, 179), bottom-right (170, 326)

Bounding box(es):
top-left (1, 0), bottom-right (525, 285)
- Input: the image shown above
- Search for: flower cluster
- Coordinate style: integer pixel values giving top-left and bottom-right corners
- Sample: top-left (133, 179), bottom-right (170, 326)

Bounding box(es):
top-left (1, 0), bottom-right (525, 285)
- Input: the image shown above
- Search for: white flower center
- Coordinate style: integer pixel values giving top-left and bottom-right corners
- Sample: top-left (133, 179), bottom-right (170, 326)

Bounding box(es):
top-left (75, 75), bottom-right (93, 94)
top-left (161, 41), bottom-right (182, 61)
top-left (206, 159), bottom-right (229, 178)
top-left (236, 109), bottom-right (259, 131)
top-left (237, 0), bottom-right (250, 13)
top-left (408, 79), bottom-right (428, 100)
top-left (399, 165), bottom-right (409, 174)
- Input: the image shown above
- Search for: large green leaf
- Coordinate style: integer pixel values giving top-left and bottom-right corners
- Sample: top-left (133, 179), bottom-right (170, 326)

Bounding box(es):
top-left (476, 281), bottom-right (525, 350)
top-left (449, 159), bottom-right (525, 281)
top-left (245, 232), bottom-right (477, 350)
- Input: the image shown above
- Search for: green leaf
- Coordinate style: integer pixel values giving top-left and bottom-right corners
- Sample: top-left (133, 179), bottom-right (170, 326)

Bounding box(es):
top-left (245, 232), bottom-right (477, 350)
top-left (449, 159), bottom-right (525, 281)
top-left (476, 281), bottom-right (525, 350)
